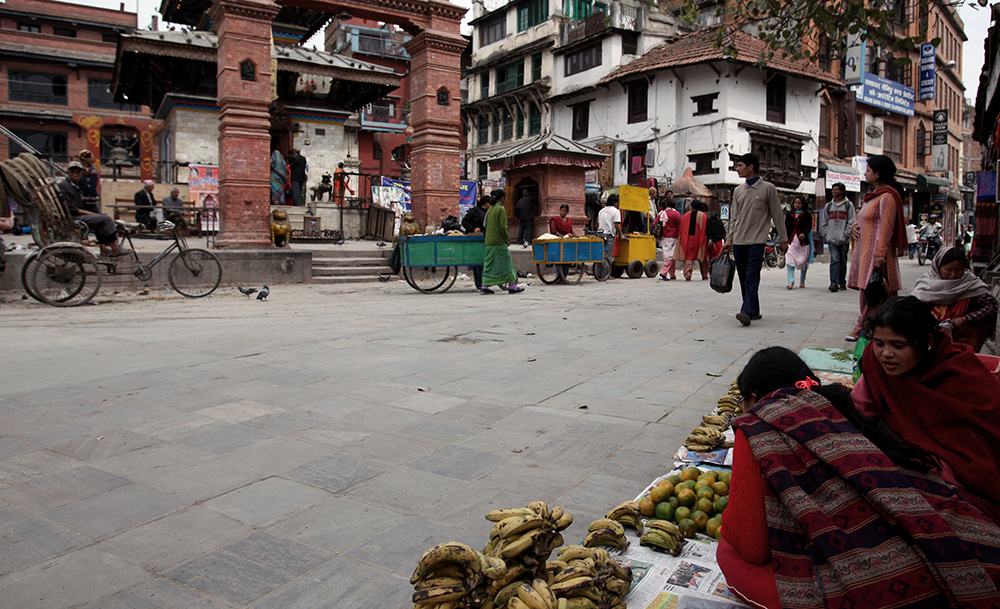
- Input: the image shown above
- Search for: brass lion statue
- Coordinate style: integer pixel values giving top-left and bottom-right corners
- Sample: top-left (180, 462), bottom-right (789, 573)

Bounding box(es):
top-left (398, 211), bottom-right (421, 238)
top-left (270, 208), bottom-right (292, 247)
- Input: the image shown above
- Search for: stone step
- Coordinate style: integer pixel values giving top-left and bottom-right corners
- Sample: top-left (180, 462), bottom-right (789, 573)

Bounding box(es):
top-left (311, 256), bottom-right (390, 267)
top-left (301, 248), bottom-right (391, 259)
top-left (312, 275), bottom-right (387, 284)
top-left (313, 266), bottom-right (392, 277)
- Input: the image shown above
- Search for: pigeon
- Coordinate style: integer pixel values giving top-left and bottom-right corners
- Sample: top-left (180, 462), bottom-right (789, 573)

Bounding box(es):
top-left (332, 238), bottom-right (345, 246)
top-left (376, 241), bottom-right (387, 248)
top-left (257, 285), bottom-right (269, 301)
top-left (238, 286), bottom-right (257, 298)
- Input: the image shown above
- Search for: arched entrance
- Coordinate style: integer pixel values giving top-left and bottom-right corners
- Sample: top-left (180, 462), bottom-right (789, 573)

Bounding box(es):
top-left (211, 0), bottom-right (465, 247)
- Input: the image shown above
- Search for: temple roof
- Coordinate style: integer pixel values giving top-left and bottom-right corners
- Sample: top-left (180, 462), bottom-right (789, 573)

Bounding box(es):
top-left (159, 0), bottom-right (331, 42)
top-left (113, 30), bottom-right (401, 112)
top-left (487, 132), bottom-right (607, 162)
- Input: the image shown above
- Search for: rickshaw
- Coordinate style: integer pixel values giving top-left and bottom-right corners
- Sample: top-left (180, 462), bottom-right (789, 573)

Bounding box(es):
top-left (531, 236), bottom-right (607, 283)
top-left (398, 234), bottom-right (485, 293)
top-left (0, 151), bottom-right (221, 306)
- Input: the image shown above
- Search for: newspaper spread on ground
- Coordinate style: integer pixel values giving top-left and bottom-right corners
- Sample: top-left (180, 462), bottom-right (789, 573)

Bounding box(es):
top-left (617, 467), bottom-right (750, 608)
top-left (674, 428), bottom-right (736, 465)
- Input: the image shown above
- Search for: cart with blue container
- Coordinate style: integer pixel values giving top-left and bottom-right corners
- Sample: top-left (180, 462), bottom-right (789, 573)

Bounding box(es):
top-left (399, 234), bottom-right (485, 293)
top-left (531, 237), bottom-right (607, 284)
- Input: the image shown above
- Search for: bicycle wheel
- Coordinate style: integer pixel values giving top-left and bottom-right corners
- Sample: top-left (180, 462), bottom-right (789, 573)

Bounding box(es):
top-left (30, 246), bottom-right (102, 307)
top-left (20, 250), bottom-right (42, 303)
top-left (403, 265), bottom-right (453, 293)
top-left (592, 261), bottom-right (610, 282)
top-left (168, 248), bottom-right (222, 297)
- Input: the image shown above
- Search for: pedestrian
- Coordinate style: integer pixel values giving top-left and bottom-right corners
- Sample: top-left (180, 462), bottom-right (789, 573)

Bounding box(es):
top-left (845, 155), bottom-right (907, 341)
top-left (675, 199), bottom-right (710, 281)
top-left (133, 179), bottom-right (157, 231)
top-left (59, 161), bottom-right (127, 257)
top-left (270, 149), bottom-right (289, 206)
top-left (655, 199), bottom-right (681, 281)
top-left (783, 195), bottom-right (812, 289)
top-left (706, 211), bottom-right (726, 261)
top-left (515, 189), bottom-right (537, 247)
top-left (462, 195), bottom-right (491, 290)
top-left (78, 149), bottom-right (101, 213)
top-left (819, 182), bottom-right (855, 292)
top-left (288, 148), bottom-right (307, 207)
top-left (597, 194), bottom-right (626, 268)
top-left (722, 153), bottom-right (787, 325)
top-left (549, 203), bottom-right (573, 237)
top-left (334, 161), bottom-right (354, 205)
top-left (482, 193), bottom-right (524, 294)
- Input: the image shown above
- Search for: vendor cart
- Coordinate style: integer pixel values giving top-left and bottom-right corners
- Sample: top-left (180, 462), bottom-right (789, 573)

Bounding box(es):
top-left (612, 185), bottom-right (660, 278)
top-left (531, 237), bottom-right (607, 284)
top-left (399, 234), bottom-right (484, 293)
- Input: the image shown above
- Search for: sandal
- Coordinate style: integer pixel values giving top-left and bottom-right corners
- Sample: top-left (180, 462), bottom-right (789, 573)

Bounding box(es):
top-left (786, 282), bottom-right (794, 289)
top-left (845, 334), bottom-right (859, 342)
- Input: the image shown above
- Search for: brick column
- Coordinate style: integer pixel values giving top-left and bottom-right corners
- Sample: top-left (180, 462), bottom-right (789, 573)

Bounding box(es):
top-left (404, 27), bottom-right (466, 229)
top-left (210, 0), bottom-right (280, 248)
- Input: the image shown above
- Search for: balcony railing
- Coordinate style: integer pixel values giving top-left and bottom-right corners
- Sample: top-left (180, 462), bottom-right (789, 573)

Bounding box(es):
top-left (360, 105), bottom-right (409, 128)
top-left (352, 32), bottom-right (410, 59)
top-left (562, 4), bottom-right (639, 45)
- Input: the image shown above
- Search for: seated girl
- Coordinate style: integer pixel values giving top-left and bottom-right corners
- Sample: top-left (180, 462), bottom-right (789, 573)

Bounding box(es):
top-left (719, 340), bottom-right (1000, 609)
top-left (911, 246), bottom-right (998, 352)
top-left (549, 204), bottom-right (573, 237)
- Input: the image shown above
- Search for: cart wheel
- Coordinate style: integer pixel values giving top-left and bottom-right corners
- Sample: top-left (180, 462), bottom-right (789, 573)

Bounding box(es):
top-left (644, 260), bottom-right (659, 278)
top-left (403, 266), bottom-right (453, 293)
top-left (626, 260), bottom-right (644, 278)
top-left (563, 263), bottom-right (585, 284)
top-left (20, 250), bottom-right (43, 303)
top-left (29, 245), bottom-right (102, 307)
top-left (592, 261), bottom-right (610, 282)
top-left (611, 265), bottom-right (625, 278)
top-left (169, 249), bottom-right (222, 298)
top-left (536, 263), bottom-right (560, 285)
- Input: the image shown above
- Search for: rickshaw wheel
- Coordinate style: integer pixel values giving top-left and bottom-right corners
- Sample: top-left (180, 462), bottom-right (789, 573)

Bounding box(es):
top-left (563, 263), bottom-right (584, 284)
top-left (29, 245), bottom-right (102, 307)
top-left (404, 266), bottom-right (454, 293)
top-left (626, 260), bottom-right (644, 278)
top-left (592, 261), bottom-right (610, 282)
top-left (644, 260), bottom-right (659, 278)
top-left (536, 263), bottom-right (559, 285)
top-left (611, 265), bottom-right (625, 278)
top-left (20, 250), bottom-right (43, 303)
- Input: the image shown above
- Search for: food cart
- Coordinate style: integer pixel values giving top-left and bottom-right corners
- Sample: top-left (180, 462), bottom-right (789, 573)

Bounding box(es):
top-left (399, 234), bottom-right (484, 293)
top-left (531, 237), bottom-right (607, 284)
top-left (612, 185), bottom-right (659, 278)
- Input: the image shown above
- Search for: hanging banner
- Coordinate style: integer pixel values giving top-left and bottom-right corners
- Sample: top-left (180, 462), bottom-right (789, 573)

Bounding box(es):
top-left (826, 170), bottom-right (862, 193)
top-left (919, 42), bottom-right (936, 101)
top-left (931, 109), bottom-right (948, 172)
top-left (188, 164), bottom-right (219, 233)
top-left (372, 177), bottom-right (478, 220)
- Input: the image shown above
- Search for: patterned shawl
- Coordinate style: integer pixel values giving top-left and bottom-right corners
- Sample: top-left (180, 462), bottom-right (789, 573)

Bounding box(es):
top-left (733, 387), bottom-right (1000, 609)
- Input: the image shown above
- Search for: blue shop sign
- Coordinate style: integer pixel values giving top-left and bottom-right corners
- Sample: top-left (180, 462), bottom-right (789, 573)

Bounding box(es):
top-left (853, 73), bottom-right (915, 117)
top-left (918, 43), bottom-right (936, 101)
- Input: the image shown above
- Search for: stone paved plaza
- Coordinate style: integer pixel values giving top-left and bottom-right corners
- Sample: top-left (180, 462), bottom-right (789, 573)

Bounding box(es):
top-left (0, 256), bottom-right (924, 609)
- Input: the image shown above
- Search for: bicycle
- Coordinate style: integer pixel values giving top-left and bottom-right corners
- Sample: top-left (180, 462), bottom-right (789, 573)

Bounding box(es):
top-left (22, 220), bottom-right (222, 306)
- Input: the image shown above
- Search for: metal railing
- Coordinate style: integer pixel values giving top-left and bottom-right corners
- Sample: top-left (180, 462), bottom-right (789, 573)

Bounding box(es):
top-left (353, 32), bottom-right (410, 59)
top-left (360, 105), bottom-right (409, 127)
top-left (562, 4), bottom-right (639, 45)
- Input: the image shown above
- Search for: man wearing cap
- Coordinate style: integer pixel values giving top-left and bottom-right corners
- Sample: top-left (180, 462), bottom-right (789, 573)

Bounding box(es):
top-left (161, 187), bottom-right (188, 230)
top-left (134, 179), bottom-right (157, 230)
top-left (59, 161), bottom-right (126, 257)
top-left (78, 150), bottom-right (101, 213)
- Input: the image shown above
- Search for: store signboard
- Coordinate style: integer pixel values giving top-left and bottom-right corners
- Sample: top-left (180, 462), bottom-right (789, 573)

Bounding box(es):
top-left (931, 110), bottom-right (948, 172)
top-left (844, 31), bottom-right (866, 86)
top-left (826, 170), bottom-right (862, 192)
top-left (918, 43), bottom-right (936, 101)
top-left (978, 171), bottom-right (996, 201)
top-left (853, 73), bottom-right (915, 116)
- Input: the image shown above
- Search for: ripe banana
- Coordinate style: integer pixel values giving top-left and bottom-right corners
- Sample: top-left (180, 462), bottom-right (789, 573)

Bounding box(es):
top-left (413, 542), bottom-right (481, 582)
top-left (414, 576), bottom-right (464, 590)
top-left (604, 577), bottom-right (630, 598)
top-left (557, 545), bottom-right (594, 562)
top-left (497, 513), bottom-right (548, 539)
top-left (486, 507), bottom-right (536, 521)
top-left (703, 414), bottom-right (729, 427)
top-left (646, 519), bottom-right (681, 536)
top-left (509, 597), bottom-right (532, 609)
top-left (516, 581), bottom-right (552, 609)
top-left (479, 554), bottom-right (508, 580)
top-left (526, 500), bottom-right (549, 519)
top-left (500, 527), bottom-right (548, 558)
top-left (615, 513), bottom-right (643, 534)
top-left (411, 583), bottom-right (467, 604)
top-left (495, 580), bottom-right (526, 607)
top-left (532, 578), bottom-right (557, 609)
top-left (554, 565), bottom-right (594, 583)
top-left (582, 528), bottom-right (628, 551)
top-left (587, 518), bottom-right (625, 536)
top-left (548, 506), bottom-right (563, 523)
top-left (562, 598), bottom-right (597, 609)
top-left (550, 575), bottom-right (595, 596)
top-left (553, 510), bottom-right (573, 531)
top-left (604, 501), bottom-right (639, 520)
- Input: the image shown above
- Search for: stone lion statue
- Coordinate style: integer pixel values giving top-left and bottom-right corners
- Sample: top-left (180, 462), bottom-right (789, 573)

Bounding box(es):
top-left (310, 172), bottom-right (333, 202)
top-left (270, 208), bottom-right (292, 247)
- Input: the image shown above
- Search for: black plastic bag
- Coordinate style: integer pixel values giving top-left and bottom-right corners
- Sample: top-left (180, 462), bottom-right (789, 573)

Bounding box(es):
top-left (387, 242), bottom-right (401, 275)
top-left (709, 254), bottom-right (735, 294)
top-left (441, 215), bottom-right (461, 232)
top-left (864, 266), bottom-right (888, 306)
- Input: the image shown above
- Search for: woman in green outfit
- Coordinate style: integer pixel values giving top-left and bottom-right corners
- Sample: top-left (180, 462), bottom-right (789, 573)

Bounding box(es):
top-left (482, 194), bottom-right (524, 294)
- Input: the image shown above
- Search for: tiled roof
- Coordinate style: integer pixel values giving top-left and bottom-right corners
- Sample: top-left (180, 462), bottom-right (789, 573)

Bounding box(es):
top-left (599, 29), bottom-right (841, 87)
top-left (487, 132), bottom-right (607, 161)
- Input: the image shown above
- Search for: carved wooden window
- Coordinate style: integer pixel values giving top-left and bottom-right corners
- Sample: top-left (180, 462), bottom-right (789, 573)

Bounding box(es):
top-left (627, 80), bottom-right (648, 123)
top-left (688, 152), bottom-right (719, 175)
top-left (572, 102), bottom-right (590, 140)
top-left (480, 14), bottom-right (506, 47)
top-left (766, 75), bottom-right (786, 124)
top-left (692, 93), bottom-right (719, 116)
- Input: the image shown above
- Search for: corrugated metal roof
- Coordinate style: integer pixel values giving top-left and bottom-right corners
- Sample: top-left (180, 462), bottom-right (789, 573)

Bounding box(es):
top-left (0, 41), bottom-right (114, 66)
top-left (487, 132), bottom-right (606, 161)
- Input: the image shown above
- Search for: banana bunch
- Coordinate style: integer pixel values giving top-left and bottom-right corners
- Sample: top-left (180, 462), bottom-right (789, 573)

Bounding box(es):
top-left (684, 426), bottom-right (729, 451)
top-left (484, 502), bottom-right (571, 582)
top-left (582, 518), bottom-right (628, 552)
top-left (411, 542), bottom-right (506, 609)
top-left (544, 545), bottom-right (633, 609)
top-left (717, 386), bottom-right (743, 417)
top-left (702, 413), bottom-right (729, 428)
top-left (639, 519), bottom-right (685, 556)
top-left (493, 578), bottom-right (558, 609)
top-left (604, 500), bottom-right (643, 535)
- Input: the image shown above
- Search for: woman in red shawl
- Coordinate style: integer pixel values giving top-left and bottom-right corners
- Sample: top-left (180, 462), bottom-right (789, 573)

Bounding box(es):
top-left (720, 343), bottom-right (1000, 609)
top-left (853, 295), bottom-right (1000, 515)
top-left (674, 199), bottom-right (709, 281)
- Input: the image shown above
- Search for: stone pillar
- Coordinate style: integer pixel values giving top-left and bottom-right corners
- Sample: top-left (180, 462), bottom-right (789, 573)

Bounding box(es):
top-left (404, 26), bottom-right (466, 229)
top-left (209, 0), bottom-right (280, 248)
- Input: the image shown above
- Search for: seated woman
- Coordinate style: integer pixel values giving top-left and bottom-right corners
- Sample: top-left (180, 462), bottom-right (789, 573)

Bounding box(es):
top-left (911, 246), bottom-right (998, 352)
top-left (854, 295), bottom-right (1000, 514)
top-left (720, 342), bottom-right (1000, 609)
top-left (549, 204), bottom-right (573, 237)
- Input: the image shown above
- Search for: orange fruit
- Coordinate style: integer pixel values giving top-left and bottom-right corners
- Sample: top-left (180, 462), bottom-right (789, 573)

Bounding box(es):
top-left (717, 471), bottom-right (732, 484)
top-left (696, 486), bottom-right (715, 501)
top-left (654, 501), bottom-right (675, 521)
top-left (694, 478), bottom-right (712, 491)
top-left (668, 496), bottom-right (680, 508)
top-left (651, 483), bottom-right (673, 503)
top-left (678, 518), bottom-right (698, 538)
top-left (698, 471), bottom-right (718, 483)
top-left (666, 474), bottom-right (683, 486)
top-left (706, 516), bottom-right (723, 538)
top-left (674, 506), bottom-right (692, 522)
top-left (691, 510), bottom-right (709, 531)
top-left (695, 498), bottom-right (715, 516)
top-left (676, 488), bottom-right (697, 507)
top-left (639, 497), bottom-right (656, 517)
top-left (712, 481), bottom-right (729, 496)
top-left (680, 467), bottom-right (702, 482)
top-left (676, 480), bottom-right (697, 493)
top-left (714, 496), bottom-right (729, 514)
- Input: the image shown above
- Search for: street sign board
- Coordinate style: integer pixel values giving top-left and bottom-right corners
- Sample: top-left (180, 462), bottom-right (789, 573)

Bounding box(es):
top-left (919, 43), bottom-right (936, 101)
top-left (844, 31), bottom-right (866, 86)
top-left (853, 73), bottom-right (915, 116)
top-left (931, 109), bottom-right (948, 172)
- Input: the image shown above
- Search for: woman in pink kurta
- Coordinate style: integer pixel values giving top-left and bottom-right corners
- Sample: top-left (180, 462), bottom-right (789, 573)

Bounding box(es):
top-left (846, 155), bottom-right (907, 340)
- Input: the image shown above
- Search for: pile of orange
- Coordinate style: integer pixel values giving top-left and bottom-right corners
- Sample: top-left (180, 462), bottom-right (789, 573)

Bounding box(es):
top-left (638, 467), bottom-right (729, 540)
